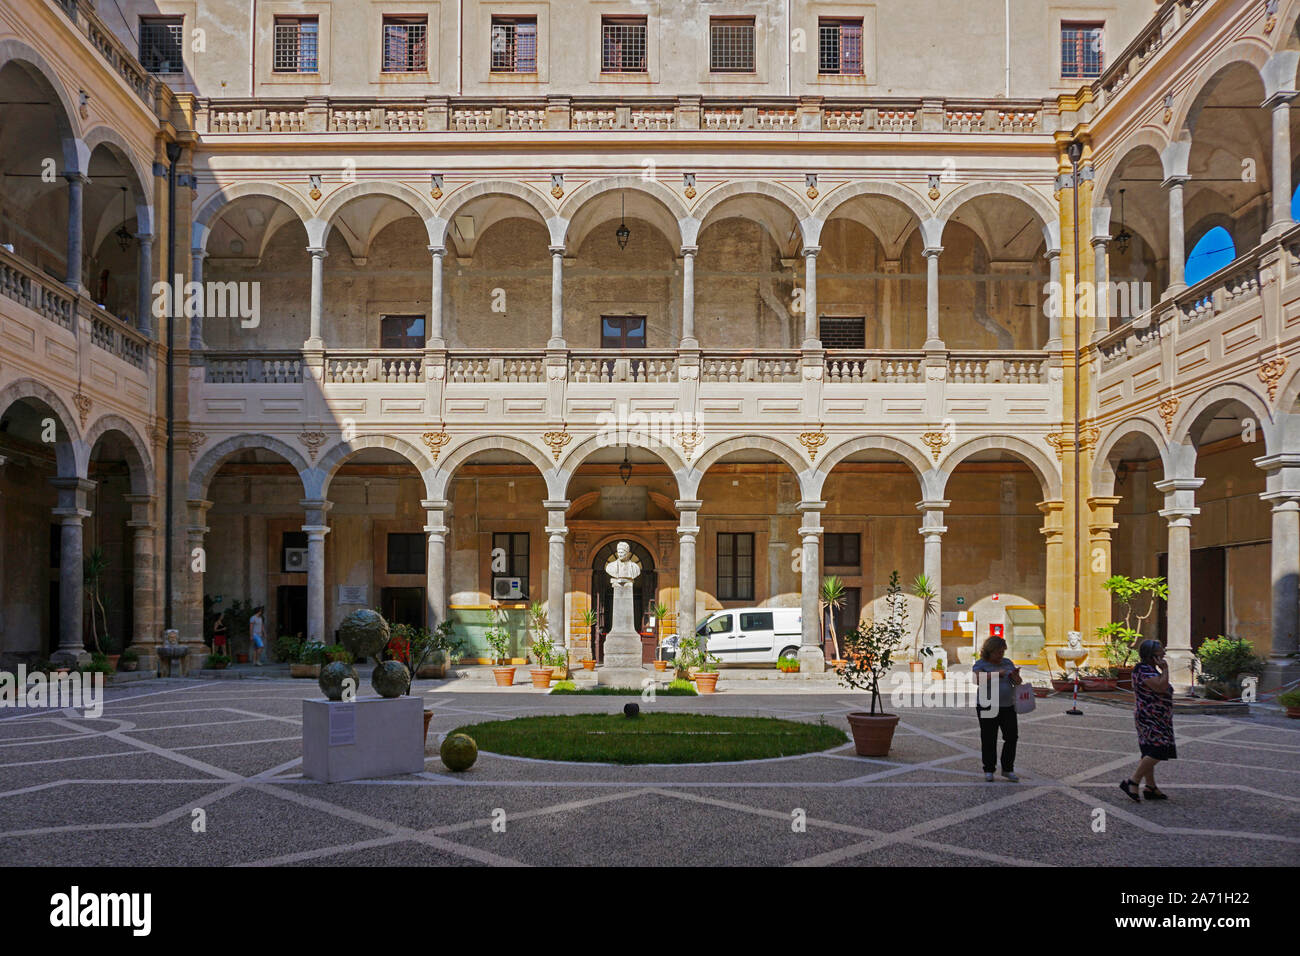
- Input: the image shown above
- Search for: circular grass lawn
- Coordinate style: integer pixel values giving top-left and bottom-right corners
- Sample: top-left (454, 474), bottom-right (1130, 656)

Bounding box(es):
top-left (447, 712), bottom-right (848, 764)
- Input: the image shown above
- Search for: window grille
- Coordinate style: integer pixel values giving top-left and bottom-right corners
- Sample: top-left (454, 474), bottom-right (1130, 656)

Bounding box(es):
top-left (709, 18), bottom-right (755, 73)
top-left (383, 16), bottom-right (428, 72)
top-left (491, 17), bottom-right (537, 72)
top-left (273, 17), bottom-right (318, 73)
top-left (1061, 22), bottom-right (1104, 78)
top-left (818, 19), bottom-right (863, 75)
top-left (602, 17), bottom-right (647, 73)
top-left (139, 17), bottom-right (184, 73)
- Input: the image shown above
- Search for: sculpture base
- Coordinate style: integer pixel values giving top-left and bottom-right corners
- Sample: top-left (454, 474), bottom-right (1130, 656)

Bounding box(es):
top-left (302, 696), bottom-right (424, 783)
top-left (597, 630), bottom-right (652, 687)
top-left (597, 666), bottom-right (653, 688)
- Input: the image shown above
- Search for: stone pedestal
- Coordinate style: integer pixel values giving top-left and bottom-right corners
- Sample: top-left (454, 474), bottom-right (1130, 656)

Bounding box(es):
top-left (597, 567), bottom-right (650, 687)
top-left (302, 696), bottom-right (424, 783)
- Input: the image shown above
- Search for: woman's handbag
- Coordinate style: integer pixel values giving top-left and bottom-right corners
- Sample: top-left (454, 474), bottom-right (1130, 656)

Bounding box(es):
top-left (1013, 681), bottom-right (1036, 714)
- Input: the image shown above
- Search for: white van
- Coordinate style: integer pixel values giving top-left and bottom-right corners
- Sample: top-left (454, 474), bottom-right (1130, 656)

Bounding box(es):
top-left (694, 607), bottom-right (804, 664)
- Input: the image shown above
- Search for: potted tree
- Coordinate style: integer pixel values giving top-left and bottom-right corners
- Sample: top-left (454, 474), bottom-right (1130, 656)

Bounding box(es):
top-left (1279, 688), bottom-right (1300, 719)
top-left (820, 575), bottom-right (846, 662)
top-left (578, 609), bottom-right (597, 669)
top-left (650, 603), bottom-right (670, 670)
top-left (693, 648), bottom-right (723, 693)
top-left (83, 547), bottom-right (112, 664)
top-left (1097, 574), bottom-right (1165, 688)
top-left (1195, 636), bottom-right (1266, 701)
top-left (485, 607), bottom-right (516, 687)
top-left (291, 641), bottom-right (326, 678)
top-left (910, 572), bottom-right (938, 674)
top-left (836, 571), bottom-right (906, 757)
top-left (526, 603), bottom-right (556, 688)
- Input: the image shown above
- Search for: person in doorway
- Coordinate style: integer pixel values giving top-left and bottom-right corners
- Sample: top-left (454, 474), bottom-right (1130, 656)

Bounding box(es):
top-left (249, 606), bottom-right (265, 666)
top-left (211, 612), bottom-right (228, 656)
top-left (972, 636), bottom-right (1021, 782)
top-left (1121, 638), bottom-right (1176, 802)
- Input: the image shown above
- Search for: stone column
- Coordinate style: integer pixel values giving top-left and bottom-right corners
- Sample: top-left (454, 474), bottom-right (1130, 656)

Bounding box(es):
top-left (427, 245), bottom-right (446, 347)
top-left (184, 499), bottom-right (212, 657)
top-left (1087, 495), bottom-right (1122, 642)
top-left (1267, 92), bottom-right (1296, 235)
top-left (680, 245), bottom-right (698, 348)
top-left (917, 500), bottom-right (949, 652)
top-left (1155, 477), bottom-right (1203, 690)
top-left (189, 247), bottom-right (206, 349)
top-left (300, 498), bottom-right (332, 644)
top-left (801, 246), bottom-right (820, 348)
top-left (422, 499), bottom-right (449, 627)
top-left (675, 500), bottom-right (701, 641)
top-left (1091, 236), bottom-right (1110, 339)
top-left (923, 246), bottom-right (944, 349)
top-left (549, 245), bottom-right (565, 348)
top-left (1038, 500), bottom-right (1066, 663)
top-left (136, 235), bottom-right (154, 337)
top-left (306, 246), bottom-right (327, 349)
top-left (64, 172), bottom-right (85, 292)
top-left (1045, 249), bottom-right (1062, 349)
top-left (545, 499), bottom-right (569, 656)
top-left (50, 477), bottom-right (94, 665)
top-left (124, 494), bottom-right (158, 667)
top-left (1164, 176), bottom-right (1189, 295)
top-left (797, 500), bottom-right (826, 672)
top-left (1264, 493), bottom-right (1299, 664)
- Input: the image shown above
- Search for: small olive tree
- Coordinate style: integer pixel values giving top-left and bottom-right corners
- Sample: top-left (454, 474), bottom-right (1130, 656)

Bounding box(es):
top-left (1097, 575), bottom-right (1166, 668)
top-left (836, 571), bottom-right (908, 715)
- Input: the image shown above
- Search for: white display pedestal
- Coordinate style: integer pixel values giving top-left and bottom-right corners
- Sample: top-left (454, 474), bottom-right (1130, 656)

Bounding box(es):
top-left (302, 696), bottom-right (424, 783)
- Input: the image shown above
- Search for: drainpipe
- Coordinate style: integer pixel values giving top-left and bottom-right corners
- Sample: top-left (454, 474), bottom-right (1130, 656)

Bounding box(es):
top-left (1067, 139), bottom-right (1084, 643)
top-left (786, 0), bottom-right (792, 97)
top-left (164, 141), bottom-right (181, 632)
top-left (250, 0), bottom-right (257, 95)
top-left (1004, 0), bottom-right (1011, 97)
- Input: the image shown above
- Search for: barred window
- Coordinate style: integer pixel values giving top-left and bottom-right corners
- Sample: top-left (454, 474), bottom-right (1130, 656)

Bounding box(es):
top-left (818, 18), bottom-right (863, 75)
top-left (601, 16), bottom-right (647, 73)
top-left (1061, 22), bottom-right (1104, 78)
top-left (383, 16), bottom-right (427, 72)
top-left (139, 17), bottom-right (184, 74)
top-left (273, 17), bottom-right (318, 73)
top-left (491, 16), bottom-right (538, 72)
top-left (717, 532), bottom-right (754, 602)
top-left (820, 316), bottom-right (866, 349)
top-left (709, 17), bottom-right (754, 73)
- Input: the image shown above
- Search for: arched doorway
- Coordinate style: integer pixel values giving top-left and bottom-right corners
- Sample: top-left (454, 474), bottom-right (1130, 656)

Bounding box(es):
top-left (591, 539), bottom-right (656, 663)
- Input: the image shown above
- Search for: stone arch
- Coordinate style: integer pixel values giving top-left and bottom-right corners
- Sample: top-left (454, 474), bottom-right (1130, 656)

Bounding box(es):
top-left (432, 179), bottom-right (560, 247)
top-left (933, 182), bottom-right (1058, 249)
top-left (558, 432), bottom-right (686, 498)
top-left (1090, 416), bottom-right (1174, 496)
top-left (807, 434), bottom-right (934, 500)
top-left (1273, 360), bottom-right (1300, 452)
top-left (0, 377), bottom-right (81, 476)
top-left (811, 180), bottom-right (931, 242)
top-left (0, 39), bottom-right (82, 155)
top-left (315, 434), bottom-right (436, 499)
top-left (312, 180), bottom-right (440, 248)
top-left (81, 414), bottom-right (154, 495)
top-left (684, 435), bottom-right (814, 499)
top-left (1171, 380), bottom-right (1278, 457)
top-left (1093, 127), bottom-right (1173, 212)
top-left (560, 176), bottom-right (691, 249)
top-left (429, 434), bottom-right (560, 500)
top-left (188, 434), bottom-right (311, 500)
top-left (690, 179), bottom-right (814, 248)
top-left (82, 125), bottom-right (154, 234)
top-left (1169, 41), bottom-right (1271, 140)
top-left (934, 434), bottom-right (1062, 501)
top-left (193, 182), bottom-right (314, 250)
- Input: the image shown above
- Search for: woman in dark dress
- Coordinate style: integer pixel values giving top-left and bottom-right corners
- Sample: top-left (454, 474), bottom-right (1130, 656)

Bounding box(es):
top-left (1121, 638), bottom-right (1176, 802)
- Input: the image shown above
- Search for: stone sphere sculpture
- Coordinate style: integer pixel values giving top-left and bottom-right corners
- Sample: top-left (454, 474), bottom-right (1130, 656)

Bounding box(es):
top-left (370, 659), bottom-right (410, 698)
top-left (318, 661), bottom-right (358, 701)
top-left (440, 733), bottom-right (478, 771)
top-left (623, 702), bottom-right (640, 719)
top-left (338, 608), bottom-right (391, 661)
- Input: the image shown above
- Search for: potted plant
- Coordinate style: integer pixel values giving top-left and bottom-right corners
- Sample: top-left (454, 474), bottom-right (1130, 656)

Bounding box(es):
top-left (930, 657), bottom-right (946, 681)
top-left (291, 641), bottom-right (326, 678)
top-left (272, 635), bottom-right (302, 664)
top-left (485, 607), bottom-right (516, 687)
top-left (673, 633), bottom-right (702, 681)
top-left (118, 649), bottom-right (139, 672)
top-left (1279, 688), bottom-right (1300, 719)
top-left (83, 547), bottom-right (111, 659)
top-left (417, 621), bottom-right (463, 679)
top-left (1079, 666), bottom-right (1118, 692)
top-left (910, 572), bottom-right (938, 674)
top-left (1195, 635), bottom-right (1266, 701)
top-left (527, 604), bottom-right (556, 688)
top-left (836, 571), bottom-right (906, 756)
top-left (694, 651), bottom-right (722, 693)
top-left (1097, 575), bottom-right (1165, 688)
top-left (205, 653), bottom-right (231, 670)
top-left (819, 575), bottom-right (846, 662)
top-left (1051, 671), bottom-right (1076, 693)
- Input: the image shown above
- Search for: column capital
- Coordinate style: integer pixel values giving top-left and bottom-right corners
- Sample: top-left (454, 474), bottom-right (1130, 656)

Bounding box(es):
top-left (1263, 89), bottom-right (1297, 110)
top-left (1261, 492), bottom-right (1300, 511)
top-left (543, 498), bottom-right (570, 513)
top-left (62, 170), bottom-right (88, 185)
top-left (420, 497), bottom-right (451, 513)
top-left (1043, 247), bottom-right (1061, 262)
top-left (1090, 234), bottom-right (1111, 249)
top-left (923, 245), bottom-right (944, 259)
top-left (795, 500), bottom-right (826, 513)
top-left (915, 498), bottom-right (950, 512)
top-left (549, 244), bottom-right (566, 257)
top-left (675, 499), bottom-right (703, 512)
top-left (307, 245), bottom-right (328, 258)
top-left (1087, 495), bottom-right (1123, 510)
top-left (302, 524), bottom-right (331, 537)
top-left (1161, 174), bottom-right (1190, 190)
top-left (427, 244), bottom-right (446, 258)
top-left (1254, 452), bottom-right (1300, 475)
top-left (680, 244), bottom-right (698, 257)
top-left (801, 245), bottom-right (820, 258)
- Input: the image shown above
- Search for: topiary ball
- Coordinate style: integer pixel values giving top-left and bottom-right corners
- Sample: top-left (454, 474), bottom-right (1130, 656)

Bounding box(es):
top-left (338, 608), bottom-right (391, 662)
top-left (623, 702), bottom-right (640, 718)
top-left (318, 661), bottom-right (359, 701)
top-left (370, 659), bottom-right (410, 698)
top-left (440, 733), bottom-right (478, 771)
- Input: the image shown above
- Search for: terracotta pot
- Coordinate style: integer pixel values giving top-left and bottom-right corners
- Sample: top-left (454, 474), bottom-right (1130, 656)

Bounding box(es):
top-left (846, 712), bottom-right (900, 757)
top-left (289, 663), bottom-right (320, 678)
top-left (492, 666), bottom-right (516, 687)
top-left (416, 663), bottom-right (447, 679)
top-left (909, 661), bottom-right (924, 674)
top-left (694, 672), bottom-right (719, 694)
top-left (582, 659), bottom-right (595, 671)
top-left (1051, 679), bottom-right (1075, 692)
top-left (1081, 677), bottom-right (1118, 692)
top-left (1286, 706), bottom-right (1300, 719)
top-left (236, 653), bottom-right (249, 663)
top-left (105, 654), bottom-right (121, 671)
top-left (1033, 686), bottom-right (1051, 698)
top-left (653, 660), bottom-right (668, 671)
top-left (930, 670), bottom-right (945, 681)
top-left (423, 709), bottom-right (434, 740)
top-left (529, 667), bottom-right (552, 688)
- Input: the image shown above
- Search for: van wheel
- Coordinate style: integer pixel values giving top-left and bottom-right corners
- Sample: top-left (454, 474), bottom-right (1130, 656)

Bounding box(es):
top-left (779, 646), bottom-right (800, 661)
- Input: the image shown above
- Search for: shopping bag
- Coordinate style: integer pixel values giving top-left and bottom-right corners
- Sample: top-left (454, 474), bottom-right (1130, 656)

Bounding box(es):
top-left (1013, 681), bottom-right (1036, 714)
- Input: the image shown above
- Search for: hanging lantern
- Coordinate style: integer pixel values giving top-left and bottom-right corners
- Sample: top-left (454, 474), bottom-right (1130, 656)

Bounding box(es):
top-left (114, 187), bottom-right (134, 252)
top-left (1113, 188), bottom-right (1132, 255)
top-left (619, 448), bottom-right (632, 484)
top-left (616, 190), bottom-right (630, 250)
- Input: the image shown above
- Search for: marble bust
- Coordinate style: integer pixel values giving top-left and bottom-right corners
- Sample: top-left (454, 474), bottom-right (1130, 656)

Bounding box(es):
top-left (604, 541), bottom-right (641, 584)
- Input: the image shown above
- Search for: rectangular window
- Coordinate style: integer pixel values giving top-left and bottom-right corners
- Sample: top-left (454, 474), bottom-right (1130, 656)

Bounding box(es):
top-left (491, 16), bottom-right (538, 72)
top-left (139, 16), bottom-right (184, 74)
top-left (600, 315), bottom-right (646, 349)
top-left (273, 16), bottom-right (319, 73)
top-left (1061, 22), bottom-right (1104, 79)
top-left (820, 316), bottom-right (866, 349)
top-left (823, 532), bottom-right (860, 569)
top-left (602, 16), bottom-right (647, 73)
top-left (717, 532), bottom-right (754, 602)
top-left (380, 314), bottom-right (425, 349)
top-left (386, 533), bottom-right (426, 574)
top-left (709, 17), bottom-right (754, 73)
top-left (818, 18), bottom-right (863, 75)
top-left (382, 15), bottom-right (428, 72)
top-left (492, 531), bottom-right (530, 598)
